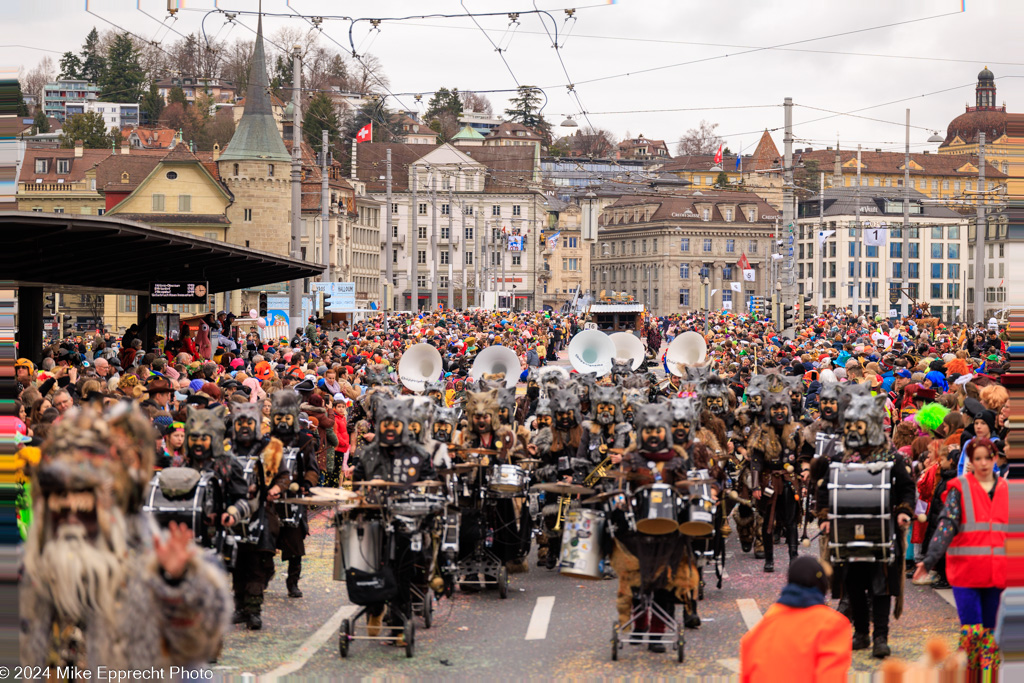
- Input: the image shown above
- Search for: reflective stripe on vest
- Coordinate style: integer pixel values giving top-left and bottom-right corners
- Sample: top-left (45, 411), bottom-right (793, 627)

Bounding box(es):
top-left (962, 522), bottom-right (1009, 532)
top-left (947, 546), bottom-right (1006, 556)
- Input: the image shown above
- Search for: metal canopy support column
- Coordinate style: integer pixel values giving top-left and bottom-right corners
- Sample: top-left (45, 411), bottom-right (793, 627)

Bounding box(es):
top-left (17, 286), bottom-right (43, 365)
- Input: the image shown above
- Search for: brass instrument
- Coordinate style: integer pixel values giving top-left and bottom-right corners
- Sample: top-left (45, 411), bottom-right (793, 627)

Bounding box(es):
top-left (553, 494), bottom-right (572, 531)
top-left (584, 455), bottom-right (614, 488)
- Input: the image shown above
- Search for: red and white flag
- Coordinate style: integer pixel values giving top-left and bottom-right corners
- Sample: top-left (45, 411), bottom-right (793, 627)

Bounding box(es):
top-left (713, 143), bottom-right (723, 165)
top-left (738, 252), bottom-right (751, 270)
top-left (355, 122), bottom-right (372, 143)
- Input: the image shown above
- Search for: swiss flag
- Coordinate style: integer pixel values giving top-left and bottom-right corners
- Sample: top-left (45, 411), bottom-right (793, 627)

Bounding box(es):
top-left (738, 252), bottom-right (751, 270)
top-left (713, 143), bottom-right (723, 165)
top-left (355, 122), bottom-right (372, 143)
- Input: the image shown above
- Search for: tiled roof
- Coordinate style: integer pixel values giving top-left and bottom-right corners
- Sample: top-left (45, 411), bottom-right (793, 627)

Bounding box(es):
top-left (794, 149), bottom-right (1006, 178)
top-left (124, 126), bottom-right (177, 149)
top-left (18, 147), bottom-right (110, 184)
top-left (94, 154), bottom-right (163, 192)
top-left (111, 213), bottom-right (231, 225)
top-left (618, 137), bottom-right (668, 150)
top-left (749, 130), bottom-right (781, 170)
top-left (486, 121), bottom-right (543, 140)
top-left (600, 191), bottom-right (781, 227)
top-left (354, 142), bottom-right (539, 194)
top-left (803, 187), bottom-right (963, 219)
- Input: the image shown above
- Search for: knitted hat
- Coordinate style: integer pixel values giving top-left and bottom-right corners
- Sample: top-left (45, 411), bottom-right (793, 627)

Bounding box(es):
top-left (787, 555), bottom-right (831, 596)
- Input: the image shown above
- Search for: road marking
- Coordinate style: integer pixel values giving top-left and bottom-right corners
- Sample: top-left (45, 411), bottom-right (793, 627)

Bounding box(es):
top-left (935, 588), bottom-right (957, 608)
top-left (264, 603), bottom-right (358, 679)
top-left (525, 596), bottom-right (556, 640)
top-left (736, 598), bottom-right (763, 631)
top-left (717, 658), bottom-right (741, 673)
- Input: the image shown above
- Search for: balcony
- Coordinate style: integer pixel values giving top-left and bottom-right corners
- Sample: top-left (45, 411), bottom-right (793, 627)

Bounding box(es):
top-left (538, 266), bottom-right (552, 281)
top-left (19, 181), bottom-right (91, 194)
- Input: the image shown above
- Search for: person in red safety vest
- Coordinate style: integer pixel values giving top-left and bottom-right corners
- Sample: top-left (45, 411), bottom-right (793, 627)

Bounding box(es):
top-left (914, 437), bottom-right (1007, 679)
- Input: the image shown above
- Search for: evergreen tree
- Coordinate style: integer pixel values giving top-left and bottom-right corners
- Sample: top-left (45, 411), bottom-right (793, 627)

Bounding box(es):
top-left (343, 100), bottom-right (401, 143)
top-left (503, 86), bottom-right (552, 143)
top-left (60, 112), bottom-right (113, 148)
top-left (58, 51), bottom-right (83, 80)
top-left (424, 87), bottom-right (462, 121)
top-left (80, 28), bottom-right (106, 84)
top-left (99, 34), bottom-right (145, 103)
top-left (15, 81), bottom-right (29, 117)
top-left (303, 92), bottom-right (340, 156)
top-left (140, 81), bottom-right (164, 124)
top-left (270, 55), bottom-right (293, 99)
top-left (167, 86), bottom-right (188, 108)
top-left (32, 110), bottom-right (49, 135)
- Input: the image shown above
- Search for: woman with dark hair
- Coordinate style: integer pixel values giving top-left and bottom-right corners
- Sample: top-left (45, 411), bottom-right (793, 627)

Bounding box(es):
top-left (913, 438), bottom-right (1007, 679)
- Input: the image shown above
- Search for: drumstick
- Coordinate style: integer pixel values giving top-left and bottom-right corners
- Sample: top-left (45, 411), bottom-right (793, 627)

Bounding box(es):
top-left (800, 528), bottom-right (826, 547)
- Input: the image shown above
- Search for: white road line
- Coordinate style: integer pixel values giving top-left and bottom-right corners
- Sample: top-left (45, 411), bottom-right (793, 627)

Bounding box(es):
top-left (935, 588), bottom-right (958, 609)
top-left (736, 598), bottom-right (763, 631)
top-left (263, 603), bottom-right (358, 680)
top-left (717, 658), bottom-right (741, 673)
top-left (525, 596), bottom-right (556, 640)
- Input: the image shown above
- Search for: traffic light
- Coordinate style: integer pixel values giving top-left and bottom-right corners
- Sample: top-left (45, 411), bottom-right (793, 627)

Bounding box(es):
top-left (258, 292), bottom-right (268, 317)
top-left (61, 314), bottom-right (73, 337)
top-left (44, 292), bottom-right (56, 314)
top-left (782, 304), bottom-right (796, 329)
top-left (322, 291), bottom-right (334, 313)
top-left (383, 283), bottom-right (393, 311)
top-left (801, 294), bottom-right (813, 322)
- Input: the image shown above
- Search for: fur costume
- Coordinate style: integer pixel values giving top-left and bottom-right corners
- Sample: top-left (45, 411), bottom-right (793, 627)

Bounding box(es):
top-left (21, 406), bottom-right (230, 672)
top-left (455, 389), bottom-right (514, 457)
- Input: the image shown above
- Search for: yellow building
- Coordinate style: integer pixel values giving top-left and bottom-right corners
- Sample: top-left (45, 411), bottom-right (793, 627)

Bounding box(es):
top-left (537, 199), bottom-right (590, 311)
top-left (937, 67), bottom-right (1024, 199)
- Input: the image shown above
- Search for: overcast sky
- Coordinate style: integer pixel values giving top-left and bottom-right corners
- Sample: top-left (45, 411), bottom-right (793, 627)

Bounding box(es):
top-left (5, 0), bottom-right (1020, 155)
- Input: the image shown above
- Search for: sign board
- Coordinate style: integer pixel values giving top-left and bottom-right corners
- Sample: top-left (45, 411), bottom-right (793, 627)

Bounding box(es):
top-left (311, 281), bottom-right (357, 312)
top-left (889, 291), bottom-right (900, 305)
top-left (888, 309), bottom-right (898, 318)
top-left (507, 235), bottom-right (523, 251)
top-left (150, 281), bottom-right (208, 305)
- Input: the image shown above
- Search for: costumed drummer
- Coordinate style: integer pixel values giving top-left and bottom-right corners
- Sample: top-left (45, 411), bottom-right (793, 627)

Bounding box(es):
top-left (352, 396), bottom-right (438, 644)
top-left (812, 392), bottom-right (915, 659)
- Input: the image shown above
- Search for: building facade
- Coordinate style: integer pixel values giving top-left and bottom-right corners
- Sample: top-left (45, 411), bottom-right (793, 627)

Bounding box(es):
top-left (796, 188), bottom-right (970, 321)
top-left (537, 201), bottom-right (590, 311)
top-left (617, 135), bottom-right (670, 160)
top-left (590, 191), bottom-right (783, 316)
top-left (83, 101), bottom-right (140, 130)
top-left (42, 79), bottom-right (99, 121)
top-left (156, 76), bottom-right (238, 104)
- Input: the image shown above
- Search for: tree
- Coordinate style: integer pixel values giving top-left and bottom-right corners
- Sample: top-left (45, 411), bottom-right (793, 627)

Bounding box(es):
top-left (571, 126), bottom-right (616, 157)
top-left (461, 90), bottom-right (492, 115)
top-left (221, 39), bottom-right (255, 97)
top-left (32, 110), bottom-right (49, 135)
top-left (14, 81), bottom-right (29, 117)
top-left (60, 112), bottom-right (113, 148)
top-left (167, 86), bottom-right (187, 108)
top-left (504, 85), bottom-right (551, 143)
top-left (676, 119), bottom-right (724, 156)
top-left (80, 27), bottom-right (106, 83)
top-left (140, 81), bottom-right (164, 124)
top-left (303, 91), bottom-right (340, 156)
top-left (99, 33), bottom-right (144, 103)
top-left (21, 56), bottom-right (55, 106)
top-left (343, 100), bottom-right (400, 143)
top-left (425, 87), bottom-right (462, 121)
top-left (794, 159), bottom-right (822, 196)
top-left (428, 112), bottom-right (461, 143)
top-left (58, 52), bottom-right (83, 80)
top-left (715, 171), bottom-right (729, 187)
top-left (270, 54), bottom-right (293, 99)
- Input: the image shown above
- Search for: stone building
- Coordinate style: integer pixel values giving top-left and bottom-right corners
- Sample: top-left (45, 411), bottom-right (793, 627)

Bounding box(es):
top-left (537, 199), bottom-right (590, 311)
top-left (590, 191), bottom-right (782, 316)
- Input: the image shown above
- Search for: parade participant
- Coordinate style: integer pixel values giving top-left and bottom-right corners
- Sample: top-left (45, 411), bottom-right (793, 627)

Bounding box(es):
top-left (20, 406), bottom-right (230, 673)
top-left (740, 556), bottom-right (851, 682)
top-left (584, 385), bottom-right (634, 465)
top-left (229, 403), bottom-right (289, 630)
top-left (749, 385), bottom-right (803, 573)
top-left (431, 405), bottom-right (460, 445)
top-left (914, 438), bottom-right (1007, 678)
top-left (407, 397), bottom-right (451, 469)
top-left (815, 393), bottom-right (915, 658)
top-left (270, 389), bottom-right (320, 598)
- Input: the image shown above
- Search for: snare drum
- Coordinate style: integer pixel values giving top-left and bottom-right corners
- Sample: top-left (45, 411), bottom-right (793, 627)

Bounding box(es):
top-left (277, 447), bottom-right (303, 528)
top-left (488, 464), bottom-right (527, 497)
top-left (334, 519), bottom-right (384, 578)
top-left (827, 462), bottom-right (894, 563)
top-left (144, 468), bottom-right (217, 541)
top-left (632, 483), bottom-right (686, 535)
top-left (679, 469), bottom-right (717, 537)
top-left (558, 508), bottom-right (606, 580)
top-left (388, 492), bottom-right (447, 518)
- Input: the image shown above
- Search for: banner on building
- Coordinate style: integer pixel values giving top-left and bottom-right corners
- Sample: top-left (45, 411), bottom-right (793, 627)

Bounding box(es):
top-left (507, 235), bottom-right (523, 251)
top-left (742, 269), bottom-right (756, 282)
top-left (730, 281), bottom-right (742, 292)
top-left (864, 223), bottom-right (888, 246)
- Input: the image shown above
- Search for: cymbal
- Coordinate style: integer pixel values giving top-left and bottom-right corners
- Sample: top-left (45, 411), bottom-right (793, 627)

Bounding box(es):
top-left (354, 479), bottom-right (406, 488)
top-left (438, 462), bottom-right (485, 475)
top-left (601, 471), bottom-right (644, 481)
top-left (309, 486), bottom-right (359, 501)
top-left (336, 502), bottom-right (385, 512)
top-left (533, 482), bottom-right (595, 497)
top-left (414, 480), bottom-right (445, 488)
top-left (450, 446), bottom-right (499, 455)
top-left (278, 496), bottom-right (339, 506)
top-left (581, 489), bottom-right (625, 505)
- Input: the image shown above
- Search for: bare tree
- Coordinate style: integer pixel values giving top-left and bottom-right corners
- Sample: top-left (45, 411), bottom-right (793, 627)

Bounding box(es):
top-left (221, 39), bottom-right (254, 96)
top-left (460, 91), bottom-right (492, 115)
top-left (571, 126), bottom-right (616, 157)
top-left (304, 45), bottom-right (348, 94)
top-left (676, 119), bottom-right (724, 156)
top-left (352, 53), bottom-right (389, 94)
top-left (21, 56), bottom-right (55, 102)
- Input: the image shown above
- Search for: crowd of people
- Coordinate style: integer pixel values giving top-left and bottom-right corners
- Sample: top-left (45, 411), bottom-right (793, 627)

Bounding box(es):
top-left (14, 305), bottom-right (1010, 678)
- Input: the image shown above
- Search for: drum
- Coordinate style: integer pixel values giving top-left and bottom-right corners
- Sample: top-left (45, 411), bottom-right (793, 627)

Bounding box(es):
top-left (277, 447), bottom-right (303, 528)
top-left (827, 462), bottom-right (894, 563)
top-left (679, 469), bottom-right (717, 537)
top-left (632, 483), bottom-right (686, 535)
top-left (234, 457), bottom-right (265, 545)
top-left (388, 492), bottom-right (447, 519)
top-left (488, 464), bottom-right (527, 497)
top-left (334, 519), bottom-right (384, 578)
top-left (144, 468), bottom-right (217, 541)
top-left (558, 508), bottom-right (606, 580)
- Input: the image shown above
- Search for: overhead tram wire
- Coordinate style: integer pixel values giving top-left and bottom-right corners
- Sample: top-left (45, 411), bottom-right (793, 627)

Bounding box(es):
top-left (84, 2), bottom-right (178, 61)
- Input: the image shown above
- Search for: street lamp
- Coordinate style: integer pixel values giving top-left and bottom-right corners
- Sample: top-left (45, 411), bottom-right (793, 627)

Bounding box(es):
top-left (560, 115), bottom-right (579, 128)
top-left (927, 131), bottom-right (944, 143)
top-left (581, 190), bottom-right (598, 242)
top-left (702, 275), bottom-right (711, 335)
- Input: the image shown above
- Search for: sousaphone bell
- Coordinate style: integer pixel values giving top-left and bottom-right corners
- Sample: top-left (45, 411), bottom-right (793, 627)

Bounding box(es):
top-left (398, 342), bottom-right (443, 392)
top-left (567, 329), bottom-right (616, 377)
top-left (666, 331), bottom-right (708, 377)
top-left (609, 332), bottom-right (646, 371)
top-left (470, 345), bottom-right (522, 389)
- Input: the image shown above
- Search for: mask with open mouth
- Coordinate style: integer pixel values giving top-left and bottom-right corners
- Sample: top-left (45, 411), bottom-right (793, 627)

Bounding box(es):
top-left (231, 403), bottom-right (261, 448)
top-left (635, 403), bottom-right (672, 454)
top-left (549, 389), bottom-right (581, 431)
top-left (186, 405), bottom-right (229, 466)
top-left (591, 385), bottom-right (622, 426)
top-left (668, 397), bottom-right (700, 446)
top-left (271, 389), bottom-right (301, 437)
top-left (376, 397), bottom-right (412, 447)
top-left (431, 406), bottom-right (458, 443)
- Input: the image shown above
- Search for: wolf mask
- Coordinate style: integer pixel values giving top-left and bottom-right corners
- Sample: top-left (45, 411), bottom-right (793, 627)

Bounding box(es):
top-left (376, 397), bottom-right (412, 447)
top-left (635, 403), bottom-right (672, 453)
top-left (591, 385), bottom-right (623, 426)
top-left (843, 393), bottom-right (887, 451)
top-left (549, 389), bottom-right (582, 431)
top-left (186, 404), bottom-right (229, 465)
top-left (668, 397), bottom-right (701, 445)
top-left (231, 403), bottom-right (262, 448)
top-left (432, 405), bottom-right (459, 443)
top-left (270, 389), bottom-right (301, 437)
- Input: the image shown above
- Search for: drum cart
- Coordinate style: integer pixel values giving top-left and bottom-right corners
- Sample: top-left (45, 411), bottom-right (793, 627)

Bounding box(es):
top-left (456, 545), bottom-right (510, 598)
top-left (610, 593), bottom-right (685, 663)
top-left (339, 606), bottom-right (415, 659)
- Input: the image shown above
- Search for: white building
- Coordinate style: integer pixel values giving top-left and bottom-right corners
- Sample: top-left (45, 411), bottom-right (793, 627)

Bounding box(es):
top-left (355, 141), bottom-right (547, 311)
top-left (83, 101), bottom-right (140, 130)
top-left (797, 187), bottom-right (970, 321)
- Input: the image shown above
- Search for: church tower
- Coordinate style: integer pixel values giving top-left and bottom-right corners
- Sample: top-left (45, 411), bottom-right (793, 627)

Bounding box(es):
top-left (219, 11), bottom-right (292, 257)
top-left (975, 67), bottom-right (996, 110)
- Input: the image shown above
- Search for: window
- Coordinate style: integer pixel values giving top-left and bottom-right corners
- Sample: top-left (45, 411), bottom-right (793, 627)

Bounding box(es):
top-left (465, 227), bottom-right (474, 240)
top-left (865, 262), bottom-right (878, 278)
top-left (652, 239), bottom-right (658, 253)
top-left (679, 263), bottom-right (690, 279)
top-left (948, 243), bottom-right (959, 259)
top-left (909, 243), bottom-right (919, 259)
top-left (893, 262), bottom-right (902, 279)
top-left (439, 275), bottom-right (449, 288)
top-left (392, 225), bottom-right (399, 238)
top-left (931, 226), bottom-right (943, 239)
top-left (703, 238), bottom-right (712, 252)
top-left (948, 225), bottom-right (959, 239)
top-left (52, 207), bottom-right (64, 214)
top-left (441, 204), bottom-right (450, 215)
top-left (465, 252), bottom-right (473, 265)
top-left (722, 290), bottom-right (732, 306)
top-left (233, 163), bottom-right (239, 176)
top-left (152, 194), bottom-right (165, 211)
top-left (726, 239), bottom-right (735, 253)
top-left (492, 205), bottom-right (501, 216)
top-left (931, 283), bottom-right (942, 299)
top-left (418, 226), bottom-right (427, 239)
top-left (722, 266), bottom-right (732, 280)
top-left (440, 227), bottom-right (450, 240)
top-left (748, 209), bottom-right (756, 222)
top-left (947, 283), bottom-right (959, 299)
top-left (948, 263), bottom-right (959, 279)
top-left (890, 242), bottom-right (902, 258)
top-left (799, 244), bottom-right (805, 260)
top-left (679, 288), bottom-right (690, 306)
top-left (931, 263), bottom-right (942, 279)
top-left (954, 180), bottom-right (961, 193)
top-left (632, 240), bottom-right (637, 254)
top-left (417, 250), bottom-right (426, 264)
top-left (512, 205), bottom-right (521, 216)
top-left (178, 194), bottom-right (191, 212)
top-left (568, 237), bottom-right (578, 248)
top-left (464, 205), bottom-right (474, 216)
top-left (392, 203), bottom-right (399, 214)
top-left (440, 250), bottom-right (449, 265)
top-left (942, 180), bottom-right (950, 190)
top-left (829, 241), bottom-right (836, 257)
top-left (909, 262), bottom-right (919, 279)
top-left (568, 258), bottom-right (579, 271)
top-left (97, 208), bottom-right (104, 215)
top-left (35, 159), bottom-right (48, 174)
top-left (243, 208), bottom-right (252, 222)
top-left (165, 170), bottom-right (177, 181)
top-left (417, 275), bottom-right (427, 288)
top-left (268, 164), bottom-right (274, 177)
top-left (393, 249), bottom-right (398, 264)
top-left (829, 282), bottom-right (836, 298)
top-left (930, 243), bottom-right (942, 259)
top-left (749, 240), bottom-right (758, 253)
top-left (512, 254), bottom-right (521, 266)
top-left (931, 179), bottom-right (938, 191)
top-left (725, 209), bottom-right (733, 222)
top-left (849, 243), bottom-right (856, 257)
top-left (705, 176), bottom-right (713, 185)
top-left (680, 238), bottom-right (690, 252)
top-left (702, 209), bottom-right (710, 221)
top-left (865, 282), bottom-right (878, 298)
top-left (829, 262), bottom-right (836, 277)
top-left (56, 159), bottom-right (70, 174)
top-left (419, 203), bottom-right (427, 215)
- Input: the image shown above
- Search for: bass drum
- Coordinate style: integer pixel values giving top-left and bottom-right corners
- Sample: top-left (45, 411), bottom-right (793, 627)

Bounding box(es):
top-left (633, 483), bottom-right (686, 535)
top-left (334, 519), bottom-right (384, 577)
top-left (144, 468), bottom-right (217, 542)
top-left (558, 508), bottom-right (606, 580)
top-left (234, 457), bottom-right (265, 545)
top-left (827, 462), bottom-right (894, 563)
top-left (277, 447), bottom-right (303, 528)
top-left (679, 469), bottom-right (717, 537)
